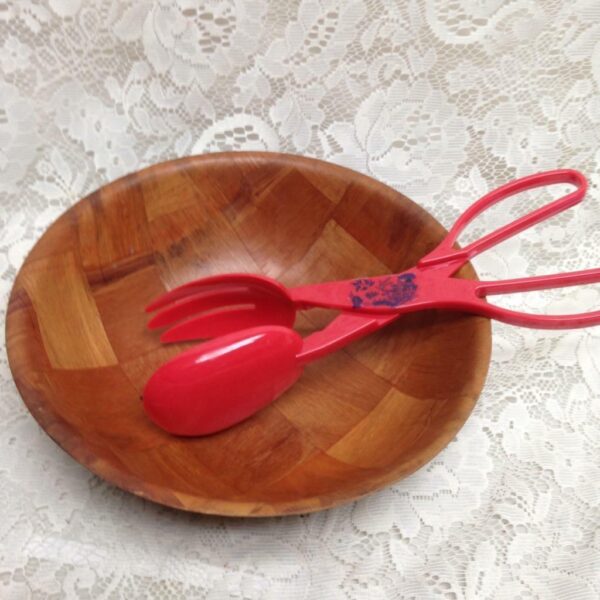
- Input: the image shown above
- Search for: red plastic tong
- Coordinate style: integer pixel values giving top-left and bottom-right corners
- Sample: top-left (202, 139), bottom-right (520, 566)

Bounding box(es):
top-left (143, 170), bottom-right (600, 436)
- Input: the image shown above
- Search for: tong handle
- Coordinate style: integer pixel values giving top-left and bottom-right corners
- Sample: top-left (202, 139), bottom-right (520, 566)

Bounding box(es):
top-left (472, 266), bottom-right (600, 329)
top-left (419, 169), bottom-right (587, 269)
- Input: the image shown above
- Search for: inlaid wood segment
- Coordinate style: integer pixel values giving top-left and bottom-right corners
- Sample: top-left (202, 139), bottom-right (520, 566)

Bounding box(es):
top-left (276, 351), bottom-right (392, 450)
top-left (6, 152), bottom-right (491, 516)
top-left (327, 388), bottom-right (440, 469)
top-left (234, 168), bottom-right (337, 279)
top-left (333, 182), bottom-right (436, 272)
top-left (19, 252), bottom-right (118, 369)
top-left (148, 202), bottom-right (260, 289)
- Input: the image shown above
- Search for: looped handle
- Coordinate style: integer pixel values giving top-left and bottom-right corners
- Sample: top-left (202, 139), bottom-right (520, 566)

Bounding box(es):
top-left (477, 303), bottom-right (600, 330)
top-left (419, 169), bottom-right (588, 268)
top-left (470, 266), bottom-right (600, 329)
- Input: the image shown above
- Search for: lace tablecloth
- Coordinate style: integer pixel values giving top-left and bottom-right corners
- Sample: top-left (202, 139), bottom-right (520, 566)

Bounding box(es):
top-left (1, 1), bottom-right (600, 598)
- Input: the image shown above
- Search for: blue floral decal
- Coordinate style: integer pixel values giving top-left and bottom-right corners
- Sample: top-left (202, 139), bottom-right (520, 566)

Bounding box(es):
top-left (349, 273), bottom-right (417, 309)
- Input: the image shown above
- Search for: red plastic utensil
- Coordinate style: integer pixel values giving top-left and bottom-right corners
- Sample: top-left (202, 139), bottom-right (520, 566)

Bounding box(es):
top-left (147, 279), bottom-right (295, 342)
top-left (146, 170), bottom-right (596, 343)
top-left (143, 326), bottom-right (304, 436)
top-left (144, 169), bottom-right (600, 436)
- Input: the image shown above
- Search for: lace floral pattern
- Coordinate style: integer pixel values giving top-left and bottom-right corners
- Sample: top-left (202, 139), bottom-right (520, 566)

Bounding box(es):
top-left (1, 1), bottom-right (600, 598)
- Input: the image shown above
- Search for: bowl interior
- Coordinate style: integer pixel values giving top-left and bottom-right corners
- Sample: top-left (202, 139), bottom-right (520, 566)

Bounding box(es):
top-left (6, 152), bottom-right (491, 516)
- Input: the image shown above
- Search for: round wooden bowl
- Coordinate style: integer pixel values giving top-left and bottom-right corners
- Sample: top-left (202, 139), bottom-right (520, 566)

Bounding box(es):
top-left (6, 152), bottom-right (491, 516)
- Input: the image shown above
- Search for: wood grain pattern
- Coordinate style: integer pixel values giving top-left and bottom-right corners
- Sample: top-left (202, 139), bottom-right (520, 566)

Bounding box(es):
top-left (19, 253), bottom-right (118, 369)
top-left (5, 152), bottom-right (492, 516)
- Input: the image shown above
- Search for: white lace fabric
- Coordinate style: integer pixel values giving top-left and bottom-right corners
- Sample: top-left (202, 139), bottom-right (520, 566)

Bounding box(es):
top-left (1, 1), bottom-right (600, 598)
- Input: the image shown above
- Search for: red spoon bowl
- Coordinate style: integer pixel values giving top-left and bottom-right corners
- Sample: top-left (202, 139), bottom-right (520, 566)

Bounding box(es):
top-left (143, 326), bottom-right (304, 436)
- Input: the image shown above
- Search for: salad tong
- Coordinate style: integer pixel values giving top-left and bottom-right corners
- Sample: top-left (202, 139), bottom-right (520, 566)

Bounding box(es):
top-left (143, 169), bottom-right (600, 436)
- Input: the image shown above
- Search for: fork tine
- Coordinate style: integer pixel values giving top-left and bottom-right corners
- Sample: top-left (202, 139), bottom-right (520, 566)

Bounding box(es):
top-left (146, 281), bottom-right (246, 313)
top-left (148, 288), bottom-right (256, 329)
top-left (145, 273), bottom-right (287, 312)
top-left (160, 305), bottom-right (294, 343)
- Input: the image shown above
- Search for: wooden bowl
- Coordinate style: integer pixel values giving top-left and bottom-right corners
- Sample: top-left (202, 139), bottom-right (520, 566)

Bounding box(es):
top-left (6, 152), bottom-right (491, 516)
